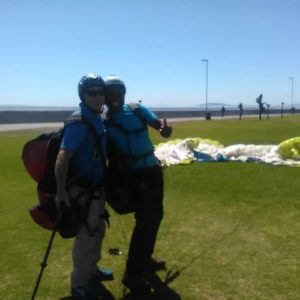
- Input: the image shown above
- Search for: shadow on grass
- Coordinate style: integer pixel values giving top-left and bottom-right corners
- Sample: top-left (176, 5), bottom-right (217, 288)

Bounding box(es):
top-left (60, 282), bottom-right (115, 300)
top-left (120, 269), bottom-right (181, 300)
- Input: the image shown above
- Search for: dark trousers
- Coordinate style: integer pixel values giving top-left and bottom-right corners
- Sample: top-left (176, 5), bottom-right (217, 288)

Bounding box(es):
top-left (126, 165), bottom-right (164, 277)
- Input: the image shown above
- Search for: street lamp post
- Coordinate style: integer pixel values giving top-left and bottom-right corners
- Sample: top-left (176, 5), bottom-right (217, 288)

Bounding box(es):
top-left (202, 59), bottom-right (208, 114)
top-left (289, 77), bottom-right (294, 109)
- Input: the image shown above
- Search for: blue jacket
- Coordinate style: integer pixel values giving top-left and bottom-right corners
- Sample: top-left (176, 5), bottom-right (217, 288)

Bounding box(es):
top-left (60, 102), bottom-right (106, 185)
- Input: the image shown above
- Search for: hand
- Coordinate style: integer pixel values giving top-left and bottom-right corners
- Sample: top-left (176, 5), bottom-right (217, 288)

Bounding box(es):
top-left (159, 118), bottom-right (172, 138)
top-left (55, 189), bottom-right (71, 210)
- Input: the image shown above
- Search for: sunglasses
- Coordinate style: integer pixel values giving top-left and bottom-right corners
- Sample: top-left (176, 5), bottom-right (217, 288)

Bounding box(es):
top-left (85, 89), bottom-right (105, 97)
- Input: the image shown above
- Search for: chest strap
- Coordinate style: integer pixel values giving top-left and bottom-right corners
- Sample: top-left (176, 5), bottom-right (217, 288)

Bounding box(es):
top-left (122, 149), bottom-right (154, 162)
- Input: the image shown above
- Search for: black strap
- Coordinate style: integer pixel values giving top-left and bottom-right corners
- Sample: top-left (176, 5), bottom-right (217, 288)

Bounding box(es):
top-left (68, 189), bottom-right (99, 236)
top-left (121, 149), bottom-right (154, 161)
top-left (84, 194), bottom-right (110, 235)
top-left (81, 117), bottom-right (106, 168)
top-left (107, 122), bottom-right (146, 135)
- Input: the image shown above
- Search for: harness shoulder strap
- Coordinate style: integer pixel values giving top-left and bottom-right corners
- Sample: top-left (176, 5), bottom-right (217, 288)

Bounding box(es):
top-left (127, 103), bottom-right (147, 126)
top-left (64, 114), bottom-right (83, 126)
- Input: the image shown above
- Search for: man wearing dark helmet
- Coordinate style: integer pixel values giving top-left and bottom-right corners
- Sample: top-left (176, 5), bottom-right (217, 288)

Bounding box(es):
top-left (104, 75), bottom-right (172, 293)
top-left (55, 73), bottom-right (112, 299)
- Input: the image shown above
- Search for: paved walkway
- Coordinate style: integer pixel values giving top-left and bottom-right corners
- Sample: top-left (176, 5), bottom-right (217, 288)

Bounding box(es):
top-left (0, 122), bottom-right (63, 132)
top-left (0, 114), bottom-right (279, 132)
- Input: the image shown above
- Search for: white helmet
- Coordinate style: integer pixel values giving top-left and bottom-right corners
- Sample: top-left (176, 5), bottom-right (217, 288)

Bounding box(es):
top-left (104, 75), bottom-right (126, 94)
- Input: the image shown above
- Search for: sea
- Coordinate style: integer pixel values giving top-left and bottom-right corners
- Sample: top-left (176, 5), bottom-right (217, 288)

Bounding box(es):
top-left (0, 103), bottom-right (275, 112)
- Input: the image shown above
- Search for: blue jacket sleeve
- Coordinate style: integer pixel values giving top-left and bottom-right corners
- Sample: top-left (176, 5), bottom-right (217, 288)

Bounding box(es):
top-left (60, 122), bottom-right (88, 152)
top-left (139, 105), bottom-right (158, 125)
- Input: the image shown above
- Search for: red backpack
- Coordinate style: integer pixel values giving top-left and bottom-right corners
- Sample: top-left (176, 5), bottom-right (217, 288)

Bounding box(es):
top-left (22, 117), bottom-right (87, 238)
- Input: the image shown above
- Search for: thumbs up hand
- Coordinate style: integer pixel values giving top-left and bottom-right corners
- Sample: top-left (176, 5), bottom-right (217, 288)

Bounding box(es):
top-left (159, 118), bottom-right (172, 138)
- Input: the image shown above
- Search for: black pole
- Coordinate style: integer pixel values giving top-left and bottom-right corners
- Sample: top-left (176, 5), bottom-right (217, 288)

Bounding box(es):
top-left (31, 229), bottom-right (57, 300)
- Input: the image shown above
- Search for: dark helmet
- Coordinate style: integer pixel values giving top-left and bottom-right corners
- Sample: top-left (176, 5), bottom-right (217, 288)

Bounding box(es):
top-left (78, 73), bottom-right (105, 101)
top-left (104, 75), bottom-right (126, 94)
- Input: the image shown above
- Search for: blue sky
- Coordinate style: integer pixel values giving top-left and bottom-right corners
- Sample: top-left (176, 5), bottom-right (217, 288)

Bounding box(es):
top-left (1, 0), bottom-right (300, 108)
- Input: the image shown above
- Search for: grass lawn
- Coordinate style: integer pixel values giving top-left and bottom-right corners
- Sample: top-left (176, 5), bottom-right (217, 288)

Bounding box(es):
top-left (0, 115), bottom-right (299, 299)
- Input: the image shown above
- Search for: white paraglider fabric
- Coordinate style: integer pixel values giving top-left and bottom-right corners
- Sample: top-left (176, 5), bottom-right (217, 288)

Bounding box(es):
top-left (154, 137), bottom-right (300, 167)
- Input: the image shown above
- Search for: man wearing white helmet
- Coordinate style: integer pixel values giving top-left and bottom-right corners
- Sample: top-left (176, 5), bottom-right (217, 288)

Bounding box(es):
top-left (55, 73), bottom-right (112, 299)
top-left (104, 75), bottom-right (172, 293)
